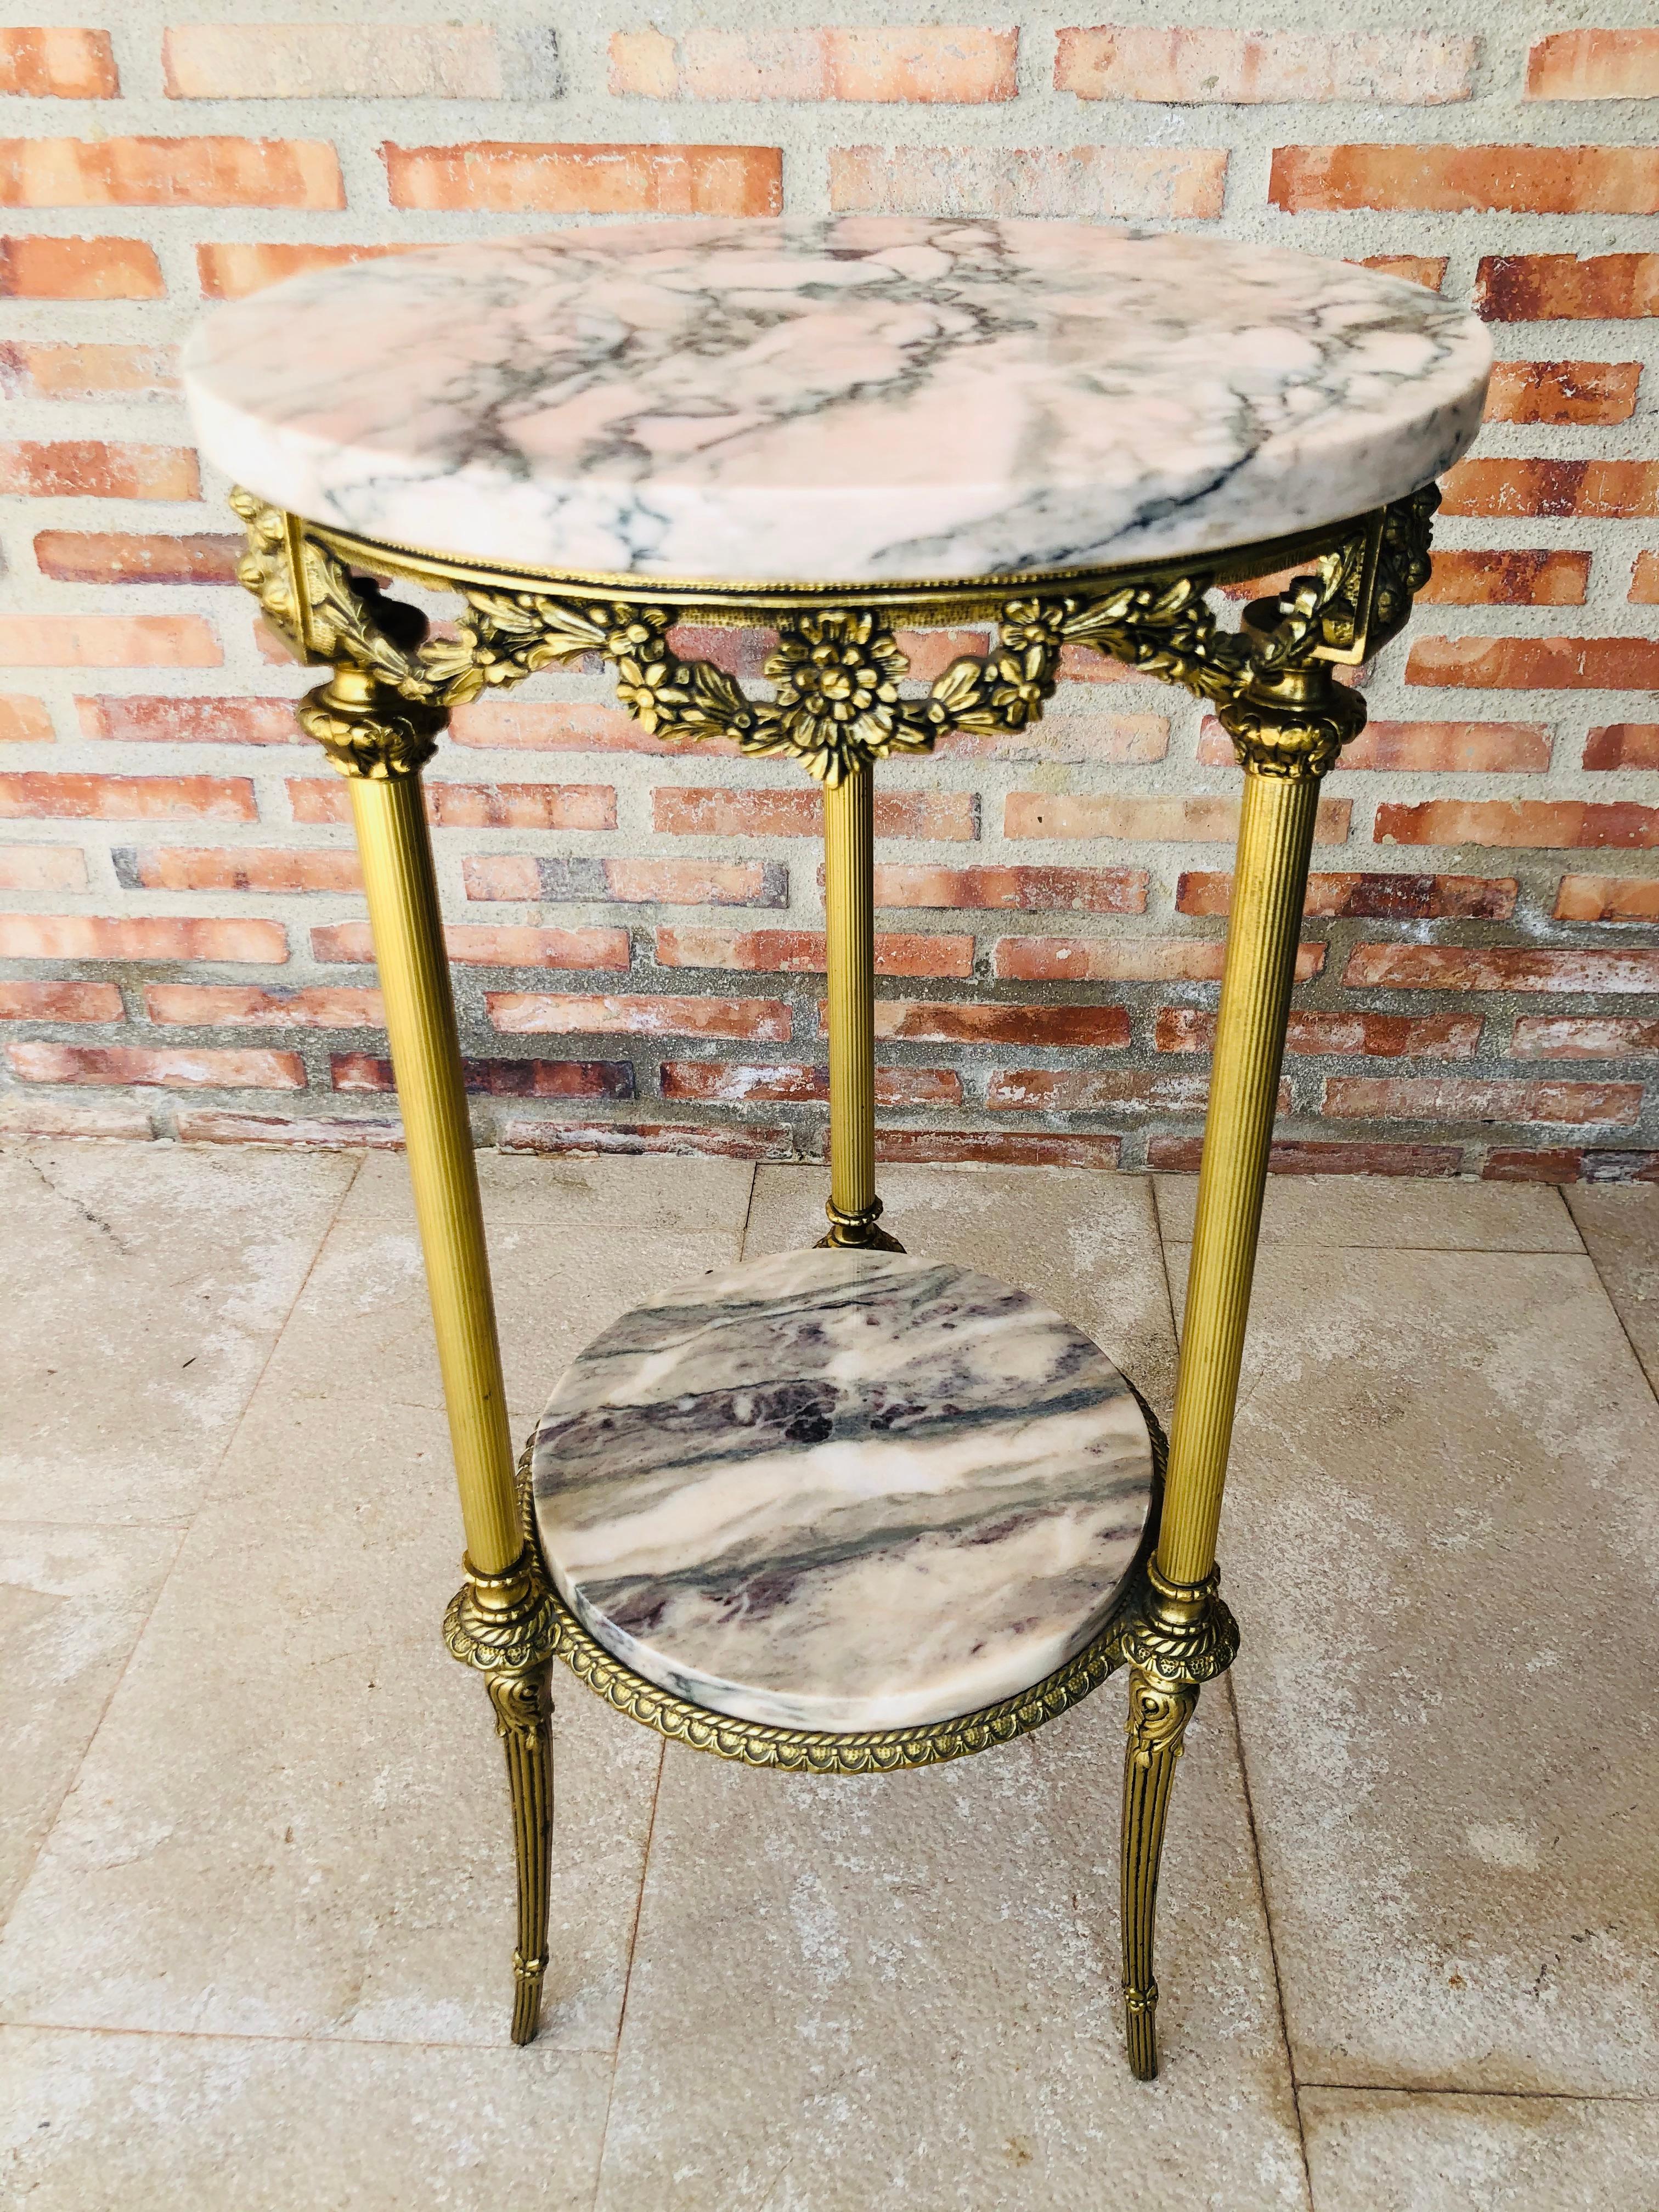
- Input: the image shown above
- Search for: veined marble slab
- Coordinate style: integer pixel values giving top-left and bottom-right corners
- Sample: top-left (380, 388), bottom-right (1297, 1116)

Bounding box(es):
top-left (531, 1248), bottom-right (1154, 1733)
top-left (184, 217), bottom-right (1489, 584)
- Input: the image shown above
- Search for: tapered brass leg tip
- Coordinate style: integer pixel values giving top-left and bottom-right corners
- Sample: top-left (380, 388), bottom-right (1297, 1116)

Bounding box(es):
top-left (511, 1955), bottom-right (545, 2046)
top-left (1124, 1985), bottom-right (1159, 2081)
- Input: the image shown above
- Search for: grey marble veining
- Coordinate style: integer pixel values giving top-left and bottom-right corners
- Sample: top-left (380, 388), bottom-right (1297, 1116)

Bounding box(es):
top-left (531, 1248), bottom-right (1153, 1731)
top-left (184, 216), bottom-right (1489, 583)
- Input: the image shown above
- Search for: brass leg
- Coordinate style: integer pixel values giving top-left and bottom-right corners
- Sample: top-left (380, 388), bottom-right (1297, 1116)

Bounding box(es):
top-left (818, 760), bottom-right (902, 1251)
top-left (1119, 749), bottom-right (1327, 2076)
top-left (317, 668), bottom-right (559, 2045)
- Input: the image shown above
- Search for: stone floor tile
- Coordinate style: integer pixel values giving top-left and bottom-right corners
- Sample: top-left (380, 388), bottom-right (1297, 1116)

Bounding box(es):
top-left (1153, 1173), bottom-right (1582, 1254)
top-left (1, 1520), bottom-right (180, 1920)
top-left (349, 1147), bottom-right (757, 1233)
top-left (1300, 2087), bottom-right (1659, 2212)
top-left (0, 1141), bottom-right (359, 1525)
top-left (747, 1164), bottom-right (1180, 1412)
top-left (595, 1690), bottom-right (1310, 2212)
top-left (1565, 1184), bottom-right (1659, 1396)
top-left (1183, 1246), bottom-right (1659, 2095)
top-left (0, 2025), bottom-right (612, 2212)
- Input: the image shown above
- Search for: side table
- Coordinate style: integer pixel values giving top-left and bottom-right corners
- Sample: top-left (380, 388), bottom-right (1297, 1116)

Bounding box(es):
top-left (184, 217), bottom-right (1490, 2078)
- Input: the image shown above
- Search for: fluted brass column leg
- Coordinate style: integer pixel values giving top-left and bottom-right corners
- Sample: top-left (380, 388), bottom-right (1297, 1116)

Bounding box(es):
top-left (1120, 757), bottom-right (1323, 2078)
top-left (317, 668), bottom-right (557, 2047)
top-left (818, 760), bottom-right (902, 1251)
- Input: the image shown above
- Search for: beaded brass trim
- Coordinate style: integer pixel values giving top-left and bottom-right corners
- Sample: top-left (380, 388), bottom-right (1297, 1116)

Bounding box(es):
top-left (521, 1395), bottom-right (1166, 1776)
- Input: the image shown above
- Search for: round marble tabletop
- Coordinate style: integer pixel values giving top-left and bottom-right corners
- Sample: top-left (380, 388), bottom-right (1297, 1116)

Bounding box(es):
top-left (184, 216), bottom-right (1489, 585)
top-left (530, 1247), bottom-right (1154, 1733)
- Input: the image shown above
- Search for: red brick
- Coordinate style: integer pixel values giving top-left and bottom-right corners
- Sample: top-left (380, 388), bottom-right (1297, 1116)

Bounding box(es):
top-left (1407, 635), bottom-right (1659, 690)
top-left (332, 1052), bottom-right (635, 1101)
top-left (1005, 792), bottom-right (1351, 843)
top-left (0, 774), bottom-right (253, 825)
top-left (0, 28), bottom-right (118, 98)
top-left (0, 844), bottom-right (86, 891)
top-left (10, 614), bottom-right (225, 674)
top-left (165, 24), bottom-right (503, 99)
top-left (0, 137), bottom-right (343, 209)
top-left (995, 936), bottom-right (1325, 983)
top-left (0, 913), bottom-right (286, 964)
top-left (867, 1000), bottom-right (1130, 1049)
top-left (1057, 27), bottom-right (1474, 104)
top-left (385, 142), bottom-right (782, 216)
top-left (0, 341), bottom-right (176, 398)
top-left (0, 696), bottom-right (52, 743)
top-left (0, 441), bottom-right (200, 500)
top-left (1150, 1136), bottom-right (1462, 1176)
top-left (490, 992), bottom-right (789, 1041)
top-left (499, 1119), bottom-right (798, 1161)
top-left (1057, 644), bottom-right (1144, 685)
top-left (1441, 458), bottom-right (1659, 520)
top-left (988, 1067), bottom-right (1249, 1114)
top-left (1344, 944), bottom-right (1659, 994)
top-left (313, 922), bottom-right (629, 969)
top-left (120, 847), bottom-right (359, 893)
top-left (0, 234), bottom-right (161, 298)
top-left (1512, 1017), bottom-right (1659, 1060)
top-left (1420, 548), bottom-right (1589, 604)
top-left (0, 979), bottom-right (121, 1023)
top-left (1526, 30), bottom-right (1659, 100)
top-left (1354, 254), bottom-right (1447, 291)
top-left (654, 787), bottom-right (977, 842)
top-left (78, 696), bottom-right (298, 747)
top-left (655, 927), bottom-right (973, 979)
top-left (196, 240), bottom-right (419, 300)
top-left (935, 713), bottom-right (1170, 764)
top-left (1554, 875), bottom-right (1659, 923)
top-left (1177, 869), bottom-right (1514, 919)
top-left (34, 532), bottom-right (240, 585)
top-left (173, 1109), bottom-right (403, 1149)
top-left (145, 984), bottom-right (383, 1029)
top-left (612, 27), bottom-right (1017, 101)
top-left (8, 1041), bottom-right (305, 1090)
top-left (449, 700), bottom-right (680, 753)
top-left (1158, 1007), bottom-right (1481, 1059)
top-left (1376, 800), bottom-right (1659, 851)
top-left (1583, 723), bottom-right (1659, 770)
top-left (1198, 714), bottom-right (1552, 772)
top-left (1326, 1075), bottom-right (1641, 1126)
top-left (871, 864), bottom-right (1146, 914)
top-left (462, 854), bottom-right (788, 907)
top-left (830, 144), bottom-right (1227, 219)
top-left (661, 1061), bottom-right (961, 1108)
top-left (1475, 253), bottom-right (1659, 320)
top-left (287, 778), bottom-right (614, 829)
top-left (1483, 359), bottom-right (1641, 424)
top-left (1483, 1148), bottom-right (1659, 1185)
top-left (1270, 144), bottom-right (1659, 215)
top-left (877, 1129), bottom-right (1122, 1168)
top-left (1630, 552), bottom-right (1659, 605)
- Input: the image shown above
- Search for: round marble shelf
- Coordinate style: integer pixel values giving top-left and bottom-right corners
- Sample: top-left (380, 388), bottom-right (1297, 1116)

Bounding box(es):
top-left (530, 1247), bottom-right (1154, 1733)
top-left (183, 216), bottom-right (1489, 585)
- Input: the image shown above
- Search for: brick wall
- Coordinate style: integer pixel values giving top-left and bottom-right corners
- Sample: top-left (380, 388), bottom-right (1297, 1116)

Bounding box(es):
top-left (1, 2), bottom-right (1656, 1182)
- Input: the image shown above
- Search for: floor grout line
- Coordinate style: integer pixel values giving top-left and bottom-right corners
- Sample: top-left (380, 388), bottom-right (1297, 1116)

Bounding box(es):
top-left (735, 1160), bottom-right (760, 1261)
top-left (0, 1149), bottom-right (366, 1943)
top-left (592, 1737), bottom-right (667, 2211)
top-left (1564, 1198), bottom-right (1659, 1413)
top-left (1295, 2081), bottom-right (1659, 2106)
top-left (0, 2016), bottom-right (612, 2057)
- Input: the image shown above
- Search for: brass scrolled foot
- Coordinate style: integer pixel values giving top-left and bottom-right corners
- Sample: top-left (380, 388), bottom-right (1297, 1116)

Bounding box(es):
top-left (444, 1547), bottom-right (559, 2045)
top-left (816, 1196), bottom-right (905, 1252)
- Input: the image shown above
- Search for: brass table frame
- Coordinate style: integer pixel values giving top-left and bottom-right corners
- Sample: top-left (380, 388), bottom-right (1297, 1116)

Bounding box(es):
top-left (232, 481), bottom-right (1438, 2077)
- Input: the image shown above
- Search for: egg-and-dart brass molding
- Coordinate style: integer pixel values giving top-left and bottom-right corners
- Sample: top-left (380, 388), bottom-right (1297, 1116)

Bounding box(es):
top-left (232, 482), bottom-right (1438, 787)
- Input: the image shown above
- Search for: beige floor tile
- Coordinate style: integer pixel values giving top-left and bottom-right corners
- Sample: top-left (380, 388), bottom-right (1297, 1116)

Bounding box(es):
top-left (0, 1141), bottom-right (359, 1525)
top-left (747, 1164), bottom-right (1180, 1413)
top-left (597, 1690), bottom-right (1308, 2212)
top-left (1, 1521), bottom-right (180, 1920)
top-left (1301, 2087), bottom-right (1659, 2212)
top-left (1180, 1245), bottom-right (1659, 2095)
top-left (0, 2025), bottom-right (612, 2212)
top-left (1153, 1173), bottom-right (1582, 1254)
top-left (351, 1146), bottom-right (757, 1232)
top-left (1565, 1184), bottom-right (1659, 1396)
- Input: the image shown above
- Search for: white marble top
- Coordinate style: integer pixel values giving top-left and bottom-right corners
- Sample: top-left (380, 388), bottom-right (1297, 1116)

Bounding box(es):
top-left (530, 1247), bottom-right (1154, 1733)
top-left (183, 217), bottom-right (1489, 585)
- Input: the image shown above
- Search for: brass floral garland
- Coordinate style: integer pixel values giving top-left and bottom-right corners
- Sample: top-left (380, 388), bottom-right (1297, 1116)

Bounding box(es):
top-left (231, 483), bottom-right (1438, 787)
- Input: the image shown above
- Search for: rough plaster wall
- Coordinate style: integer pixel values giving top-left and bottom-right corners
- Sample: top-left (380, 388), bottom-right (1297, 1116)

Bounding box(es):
top-left (0, 0), bottom-right (1655, 1177)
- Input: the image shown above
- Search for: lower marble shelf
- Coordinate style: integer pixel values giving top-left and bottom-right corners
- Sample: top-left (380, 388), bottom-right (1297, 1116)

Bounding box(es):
top-left (531, 1246), bottom-right (1155, 1733)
